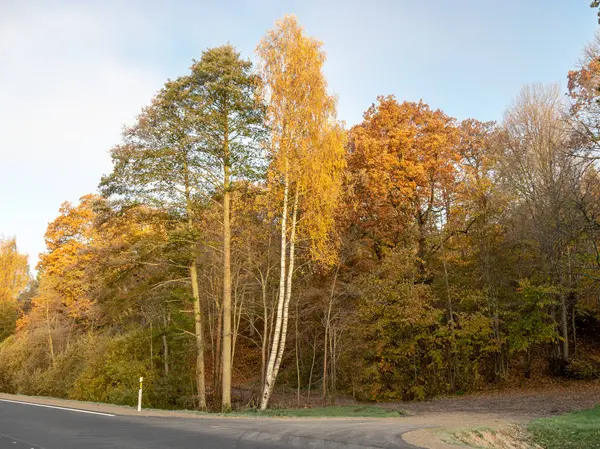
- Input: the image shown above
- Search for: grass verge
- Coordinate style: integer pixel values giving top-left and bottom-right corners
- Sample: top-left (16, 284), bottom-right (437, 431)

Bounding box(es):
top-left (528, 405), bottom-right (600, 449)
top-left (234, 405), bottom-right (403, 418)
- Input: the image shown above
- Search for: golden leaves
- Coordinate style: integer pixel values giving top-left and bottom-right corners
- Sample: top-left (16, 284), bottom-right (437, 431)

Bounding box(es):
top-left (0, 237), bottom-right (29, 305)
top-left (257, 15), bottom-right (346, 266)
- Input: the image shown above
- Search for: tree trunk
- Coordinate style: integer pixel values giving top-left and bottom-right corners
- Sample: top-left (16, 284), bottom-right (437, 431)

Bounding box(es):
top-left (331, 328), bottom-right (337, 405)
top-left (162, 334), bottom-right (169, 375)
top-left (307, 334), bottom-right (317, 403)
top-left (184, 156), bottom-right (206, 410)
top-left (270, 187), bottom-right (299, 391)
top-left (295, 299), bottom-right (301, 407)
top-left (230, 274), bottom-right (245, 384)
top-left (149, 320), bottom-right (154, 364)
top-left (222, 134), bottom-right (233, 410)
top-left (560, 293), bottom-right (569, 361)
top-left (190, 261), bottom-right (206, 410)
top-left (214, 299), bottom-right (222, 400)
top-left (440, 230), bottom-right (456, 391)
top-left (322, 266), bottom-right (339, 404)
top-left (45, 300), bottom-right (55, 366)
top-left (260, 169), bottom-right (289, 410)
top-left (260, 275), bottom-right (268, 396)
top-left (322, 324), bottom-right (328, 404)
top-left (572, 305), bottom-right (577, 358)
top-left (274, 188), bottom-right (298, 377)
top-left (416, 210), bottom-right (428, 277)
top-left (163, 314), bottom-right (170, 375)
top-left (556, 261), bottom-right (569, 363)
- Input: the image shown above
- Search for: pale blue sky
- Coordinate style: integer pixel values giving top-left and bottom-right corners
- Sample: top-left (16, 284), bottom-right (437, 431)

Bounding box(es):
top-left (0, 0), bottom-right (597, 268)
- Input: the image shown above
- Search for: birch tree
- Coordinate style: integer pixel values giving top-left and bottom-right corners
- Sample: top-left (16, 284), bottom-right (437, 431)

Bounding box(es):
top-left (256, 15), bottom-right (346, 409)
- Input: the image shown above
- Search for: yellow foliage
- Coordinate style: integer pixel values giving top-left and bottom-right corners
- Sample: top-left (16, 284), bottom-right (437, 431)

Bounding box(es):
top-left (257, 15), bottom-right (346, 266)
top-left (27, 195), bottom-right (99, 330)
top-left (0, 237), bottom-right (29, 305)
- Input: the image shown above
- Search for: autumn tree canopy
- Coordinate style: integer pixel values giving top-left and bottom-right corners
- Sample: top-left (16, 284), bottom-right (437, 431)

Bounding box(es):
top-left (2, 15), bottom-right (600, 412)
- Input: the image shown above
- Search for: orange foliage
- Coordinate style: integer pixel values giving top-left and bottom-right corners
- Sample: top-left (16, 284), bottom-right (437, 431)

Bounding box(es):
top-left (347, 96), bottom-right (459, 258)
top-left (24, 195), bottom-right (99, 330)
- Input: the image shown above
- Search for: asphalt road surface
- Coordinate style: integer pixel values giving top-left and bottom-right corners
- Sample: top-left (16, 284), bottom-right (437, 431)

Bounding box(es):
top-left (0, 398), bottom-right (422, 449)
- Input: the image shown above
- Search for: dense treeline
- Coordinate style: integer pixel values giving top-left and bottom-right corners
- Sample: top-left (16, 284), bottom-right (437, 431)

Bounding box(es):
top-left (2, 16), bottom-right (600, 411)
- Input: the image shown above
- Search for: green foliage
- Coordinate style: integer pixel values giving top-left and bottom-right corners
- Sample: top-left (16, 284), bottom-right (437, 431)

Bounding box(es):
top-left (0, 329), bottom-right (54, 394)
top-left (0, 328), bottom-right (196, 410)
top-left (100, 44), bottom-right (265, 208)
top-left (69, 329), bottom-right (196, 409)
top-left (69, 332), bottom-right (150, 405)
top-left (187, 44), bottom-right (266, 181)
top-left (529, 406), bottom-right (600, 449)
top-left (6, 20), bottom-right (600, 412)
top-left (506, 282), bottom-right (559, 354)
top-left (0, 300), bottom-right (19, 342)
top-left (353, 250), bottom-right (446, 400)
top-left (349, 250), bottom-right (501, 401)
top-left (452, 311), bottom-right (496, 390)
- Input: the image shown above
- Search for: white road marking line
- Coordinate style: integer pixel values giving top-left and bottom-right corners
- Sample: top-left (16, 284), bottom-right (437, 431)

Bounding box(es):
top-left (0, 399), bottom-right (115, 417)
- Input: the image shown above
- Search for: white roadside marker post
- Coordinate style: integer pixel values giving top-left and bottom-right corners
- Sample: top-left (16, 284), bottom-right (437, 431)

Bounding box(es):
top-left (137, 377), bottom-right (143, 412)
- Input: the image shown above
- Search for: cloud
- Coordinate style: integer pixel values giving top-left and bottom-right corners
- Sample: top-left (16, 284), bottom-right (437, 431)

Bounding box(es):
top-left (0, 2), bottom-right (164, 267)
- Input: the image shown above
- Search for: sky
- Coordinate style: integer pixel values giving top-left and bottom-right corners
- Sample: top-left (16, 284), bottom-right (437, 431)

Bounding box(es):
top-left (0, 0), bottom-right (598, 269)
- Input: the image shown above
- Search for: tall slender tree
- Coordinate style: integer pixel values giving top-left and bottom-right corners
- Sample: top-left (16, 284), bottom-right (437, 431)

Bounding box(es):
top-left (256, 15), bottom-right (346, 409)
top-left (185, 45), bottom-right (264, 411)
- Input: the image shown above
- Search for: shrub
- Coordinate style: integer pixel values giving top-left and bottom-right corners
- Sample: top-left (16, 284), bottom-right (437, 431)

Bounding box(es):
top-left (566, 359), bottom-right (600, 380)
top-left (70, 331), bottom-right (152, 406)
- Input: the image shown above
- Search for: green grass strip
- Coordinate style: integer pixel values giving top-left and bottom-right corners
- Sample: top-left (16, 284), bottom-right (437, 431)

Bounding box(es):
top-left (529, 405), bottom-right (600, 449)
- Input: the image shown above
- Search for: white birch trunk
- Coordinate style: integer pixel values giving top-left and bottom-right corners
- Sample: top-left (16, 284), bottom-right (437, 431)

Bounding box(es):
top-left (260, 168), bottom-right (289, 409)
top-left (271, 187), bottom-right (299, 384)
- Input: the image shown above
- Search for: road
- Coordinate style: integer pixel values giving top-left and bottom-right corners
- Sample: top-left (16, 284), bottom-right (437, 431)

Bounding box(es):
top-left (0, 398), bottom-right (422, 448)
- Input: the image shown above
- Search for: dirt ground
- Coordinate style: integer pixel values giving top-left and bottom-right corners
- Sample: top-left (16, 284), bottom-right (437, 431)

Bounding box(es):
top-left (393, 380), bottom-right (600, 418)
top-left (398, 380), bottom-right (600, 448)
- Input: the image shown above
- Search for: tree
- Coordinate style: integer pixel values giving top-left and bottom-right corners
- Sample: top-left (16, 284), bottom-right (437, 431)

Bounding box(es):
top-left (500, 84), bottom-right (586, 366)
top-left (347, 96), bottom-right (459, 272)
top-left (453, 119), bottom-right (510, 378)
top-left (6, 12), bottom-right (600, 412)
top-left (256, 15), bottom-right (346, 409)
top-left (24, 196), bottom-right (99, 363)
top-left (0, 237), bottom-right (29, 341)
top-left (102, 45), bottom-right (264, 410)
top-left (36, 195), bottom-right (98, 324)
top-left (185, 45), bottom-right (265, 410)
top-left (568, 32), bottom-right (600, 156)
top-left (101, 76), bottom-right (211, 409)
top-left (352, 248), bottom-right (444, 401)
